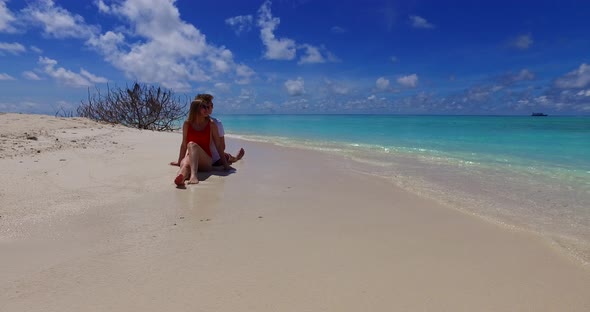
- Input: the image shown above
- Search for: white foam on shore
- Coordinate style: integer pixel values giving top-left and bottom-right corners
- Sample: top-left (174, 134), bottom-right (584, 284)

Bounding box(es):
top-left (228, 133), bottom-right (590, 266)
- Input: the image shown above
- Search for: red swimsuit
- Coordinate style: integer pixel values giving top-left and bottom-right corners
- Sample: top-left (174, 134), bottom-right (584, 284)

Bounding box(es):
top-left (186, 121), bottom-right (212, 157)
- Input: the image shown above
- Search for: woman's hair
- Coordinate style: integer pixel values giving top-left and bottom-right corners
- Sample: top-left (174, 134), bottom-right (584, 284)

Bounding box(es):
top-left (196, 93), bottom-right (214, 103)
top-left (187, 99), bottom-right (205, 123)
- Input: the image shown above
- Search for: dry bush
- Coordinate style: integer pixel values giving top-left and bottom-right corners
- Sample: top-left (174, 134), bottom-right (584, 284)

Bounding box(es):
top-left (77, 83), bottom-right (188, 131)
top-left (54, 107), bottom-right (75, 118)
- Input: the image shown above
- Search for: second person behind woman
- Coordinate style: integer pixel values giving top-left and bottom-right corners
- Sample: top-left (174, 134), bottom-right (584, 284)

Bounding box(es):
top-left (172, 98), bottom-right (230, 186)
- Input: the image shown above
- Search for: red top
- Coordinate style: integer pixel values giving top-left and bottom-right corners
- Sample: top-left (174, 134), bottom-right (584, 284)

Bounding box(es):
top-left (186, 121), bottom-right (212, 157)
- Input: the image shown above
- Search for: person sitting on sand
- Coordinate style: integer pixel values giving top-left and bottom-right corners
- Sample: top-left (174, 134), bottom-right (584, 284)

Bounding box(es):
top-left (196, 93), bottom-right (245, 166)
top-left (170, 99), bottom-right (230, 186)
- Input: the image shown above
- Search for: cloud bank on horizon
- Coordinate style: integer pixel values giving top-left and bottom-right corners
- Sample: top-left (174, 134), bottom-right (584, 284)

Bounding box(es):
top-left (1, 0), bottom-right (590, 114)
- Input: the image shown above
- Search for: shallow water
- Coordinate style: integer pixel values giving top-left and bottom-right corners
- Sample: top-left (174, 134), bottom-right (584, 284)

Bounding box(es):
top-left (219, 114), bottom-right (590, 265)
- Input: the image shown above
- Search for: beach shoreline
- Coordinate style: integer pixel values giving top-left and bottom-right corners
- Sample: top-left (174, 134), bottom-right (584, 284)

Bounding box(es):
top-left (224, 115), bottom-right (590, 267)
top-left (1, 113), bottom-right (589, 311)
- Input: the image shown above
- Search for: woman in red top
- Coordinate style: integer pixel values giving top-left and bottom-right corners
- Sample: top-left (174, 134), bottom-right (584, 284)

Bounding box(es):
top-left (171, 99), bottom-right (229, 186)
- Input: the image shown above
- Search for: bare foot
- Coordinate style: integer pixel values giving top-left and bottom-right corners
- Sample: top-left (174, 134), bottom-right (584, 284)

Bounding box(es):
top-left (187, 177), bottom-right (199, 184)
top-left (174, 174), bottom-right (185, 186)
top-left (236, 148), bottom-right (245, 160)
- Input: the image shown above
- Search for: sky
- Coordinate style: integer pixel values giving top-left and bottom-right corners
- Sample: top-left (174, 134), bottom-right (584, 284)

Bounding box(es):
top-left (1, 0), bottom-right (590, 115)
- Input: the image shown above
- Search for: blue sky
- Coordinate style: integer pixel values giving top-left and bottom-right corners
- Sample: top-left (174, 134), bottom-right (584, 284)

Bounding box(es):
top-left (1, 0), bottom-right (590, 115)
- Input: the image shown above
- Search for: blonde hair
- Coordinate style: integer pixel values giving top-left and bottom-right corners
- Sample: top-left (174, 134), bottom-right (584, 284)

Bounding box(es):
top-left (187, 99), bottom-right (205, 123)
top-left (196, 93), bottom-right (214, 104)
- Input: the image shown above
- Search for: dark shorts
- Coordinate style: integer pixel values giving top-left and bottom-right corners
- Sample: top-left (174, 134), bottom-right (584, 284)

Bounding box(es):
top-left (212, 154), bottom-right (230, 166)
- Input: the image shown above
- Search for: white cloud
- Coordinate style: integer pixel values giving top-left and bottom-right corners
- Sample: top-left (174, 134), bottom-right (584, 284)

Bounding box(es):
top-left (555, 63), bottom-right (590, 89)
top-left (255, 1), bottom-right (335, 64)
top-left (87, 0), bottom-right (245, 91)
top-left (0, 101), bottom-right (39, 113)
top-left (284, 77), bottom-right (305, 96)
top-left (282, 97), bottom-right (309, 111)
top-left (214, 82), bottom-right (231, 92)
top-left (513, 69), bottom-right (535, 81)
top-left (367, 95), bottom-right (376, 100)
top-left (332, 85), bottom-right (349, 95)
top-left (30, 45), bottom-right (43, 53)
top-left (330, 26), bottom-right (346, 33)
top-left (225, 15), bottom-right (253, 35)
top-left (21, 0), bottom-right (99, 39)
top-left (512, 34), bottom-right (533, 50)
top-left (491, 85), bottom-right (503, 92)
top-left (208, 49), bottom-right (233, 73)
top-left (256, 100), bottom-right (276, 111)
top-left (86, 31), bottom-right (123, 54)
top-left (324, 79), bottom-right (350, 95)
top-left (257, 0), bottom-right (296, 60)
top-left (463, 87), bottom-right (490, 102)
top-left (0, 0), bottom-right (16, 33)
top-left (577, 89), bottom-right (590, 97)
top-left (238, 88), bottom-right (256, 101)
top-left (533, 96), bottom-right (550, 107)
top-left (298, 44), bottom-right (325, 64)
top-left (22, 71), bottom-right (42, 80)
top-left (409, 15), bottom-right (435, 29)
top-left (516, 98), bottom-right (530, 108)
top-left (95, 0), bottom-right (111, 14)
top-left (397, 74), bottom-right (418, 87)
top-left (376, 77), bottom-right (390, 90)
top-left (331, 84), bottom-right (349, 95)
top-left (80, 68), bottom-right (108, 83)
top-left (0, 72), bottom-right (15, 80)
top-left (38, 56), bottom-right (107, 87)
top-left (0, 41), bottom-right (25, 54)
top-left (235, 64), bottom-right (255, 85)
top-left (499, 69), bottom-right (535, 86)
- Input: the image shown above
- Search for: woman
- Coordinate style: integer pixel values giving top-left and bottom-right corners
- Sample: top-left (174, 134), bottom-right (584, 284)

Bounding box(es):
top-left (171, 99), bottom-right (229, 186)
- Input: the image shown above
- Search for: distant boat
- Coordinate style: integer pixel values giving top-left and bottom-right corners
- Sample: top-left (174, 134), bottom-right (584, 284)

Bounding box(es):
top-left (531, 112), bottom-right (548, 117)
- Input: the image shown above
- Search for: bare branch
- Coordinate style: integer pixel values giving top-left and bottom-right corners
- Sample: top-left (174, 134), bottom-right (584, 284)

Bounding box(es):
top-left (77, 82), bottom-right (188, 131)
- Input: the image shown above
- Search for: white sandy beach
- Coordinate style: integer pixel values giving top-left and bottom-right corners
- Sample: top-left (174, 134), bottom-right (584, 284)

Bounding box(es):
top-left (1, 113), bottom-right (589, 311)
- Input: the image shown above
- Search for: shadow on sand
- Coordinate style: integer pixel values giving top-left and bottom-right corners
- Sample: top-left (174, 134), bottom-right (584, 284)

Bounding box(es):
top-left (175, 167), bottom-right (236, 189)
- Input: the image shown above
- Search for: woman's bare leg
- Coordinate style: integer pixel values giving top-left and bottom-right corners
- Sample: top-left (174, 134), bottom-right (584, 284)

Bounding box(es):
top-left (187, 142), bottom-right (213, 184)
top-left (227, 148), bottom-right (245, 163)
top-left (187, 143), bottom-right (200, 184)
top-left (174, 153), bottom-right (190, 186)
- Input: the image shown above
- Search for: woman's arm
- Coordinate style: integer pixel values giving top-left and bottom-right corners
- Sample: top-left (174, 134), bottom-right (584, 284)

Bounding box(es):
top-left (171, 122), bottom-right (189, 166)
top-left (211, 122), bottom-right (230, 170)
top-left (219, 136), bottom-right (226, 152)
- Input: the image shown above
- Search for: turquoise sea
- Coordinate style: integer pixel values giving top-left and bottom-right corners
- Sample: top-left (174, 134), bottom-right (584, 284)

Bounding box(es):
top-left (219, 115), bottom-right (590, 264)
